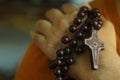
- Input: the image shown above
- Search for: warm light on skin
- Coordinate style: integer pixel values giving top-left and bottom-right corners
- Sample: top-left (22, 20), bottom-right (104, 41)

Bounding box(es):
top-left (115, 0), bottom-right (120, 15)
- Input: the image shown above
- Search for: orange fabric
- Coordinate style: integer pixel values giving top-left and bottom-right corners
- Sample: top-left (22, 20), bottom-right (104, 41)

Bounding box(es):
top-left (14, 43), bottom-right (55, 80)
top-left (14, 0), bottom-right (120, 80)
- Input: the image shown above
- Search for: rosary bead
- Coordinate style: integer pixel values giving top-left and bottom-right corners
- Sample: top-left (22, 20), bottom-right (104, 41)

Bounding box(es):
top-left (98, 19), bottom-right (103, 25)
top-left (77, 11), bottom-right (86, 18)
top-left (69, 25), bottom-right (78, 33)
top-left (91, 19), bottom-right (98, 27)
top-left (64, 47), bottom-right (72, 55)
top-left (74, 45), bottom-right (84, 55)
top-left (91, 20), bottom-right (102, 30)
top-left (94, 24), bottom-right (102, 30)
top-left (80, 24), bottom-right (92, 32)
top-left (49, 61), bottom-right (57, 69)
top-left (77, 6), bottom-right (89, 18)
top-left (75, 30), bottom-right (85, 40)
top-left (74, 17), bottom-right (82, 25)
top-left (61, 36), bottom-right (70, 44)
top-left (84, 31), bottom-right (92, 38)
top-left (80, 6), bottom-right (89, 13)
top-left (56, 59), bottom-right (63, 66)
top-left (91, 8), bottom-right (101, 18)
top-left (56, 76), bottom-right (63, 80)
top-left (57, 56), bottom-right (64, 61)
top-left (61, 65), bottom-right (69, 72)
top-left (70, 39), bottom-right (78, 47)
top-left (56, 49), bottom-right (64, 57)
top-left (54, 67), bottom-right (62, 77)
top-left (66, 57), bottom-right (75, 65)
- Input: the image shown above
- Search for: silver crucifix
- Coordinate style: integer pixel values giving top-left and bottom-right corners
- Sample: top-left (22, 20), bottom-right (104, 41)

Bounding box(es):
top-left (85, 30), bottom-right (105, 70)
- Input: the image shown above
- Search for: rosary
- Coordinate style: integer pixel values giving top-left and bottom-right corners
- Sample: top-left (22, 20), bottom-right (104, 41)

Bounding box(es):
top-left (49, 6), bottom-right (105, 80)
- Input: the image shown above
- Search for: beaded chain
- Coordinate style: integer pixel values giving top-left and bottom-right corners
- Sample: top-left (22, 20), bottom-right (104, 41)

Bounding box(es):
top-left (49, 6), bottom-right (103, 80)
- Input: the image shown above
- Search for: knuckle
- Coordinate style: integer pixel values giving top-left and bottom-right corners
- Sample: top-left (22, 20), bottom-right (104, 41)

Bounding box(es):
top-left (45, 8), bottom-right (63, 19)
top-left (46, 8), bottom-right (61, 15)
top-left (62, 3), bottom-right (78, 10)
top-left (36, 19), bottom-right (52, 27)
top-left (58, 19), bottom-right (69, 29)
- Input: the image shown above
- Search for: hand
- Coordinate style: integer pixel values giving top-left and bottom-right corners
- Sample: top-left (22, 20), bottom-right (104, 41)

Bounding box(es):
top-left (32, 3), bottom-right (120, 80)
top-left (31, 3), bottom-right (80, 60)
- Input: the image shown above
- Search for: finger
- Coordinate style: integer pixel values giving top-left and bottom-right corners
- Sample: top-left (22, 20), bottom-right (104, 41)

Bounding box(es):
top-left (53, 19), bottom-right (69, 35)
top-left (66, 3), bottom-right (91, 24)
top-left (66, 11), bottom-right (78, 24)
top-left (81, 3), bottom-right (91, 9)
top-left (61, 3), bottom-right (91, 16)
top-left (31, 32), bottom-right (46, 50)
top-left (31, 31), bottom-right (57, 60)
top-left (61, 3), bottom-right (78, 14)
top-left (35, 20), bottom-right (53, 37)
top-left (45, 8), bottom-right (64, 24)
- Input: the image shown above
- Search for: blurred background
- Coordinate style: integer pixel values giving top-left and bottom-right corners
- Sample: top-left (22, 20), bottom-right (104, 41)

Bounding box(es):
top-left (0, 0), bottom-right (119, 80)
top-left (0, 0), bottom-right (91, 80)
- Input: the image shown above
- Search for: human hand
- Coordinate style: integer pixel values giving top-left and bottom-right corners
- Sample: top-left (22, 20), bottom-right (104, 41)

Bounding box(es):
top-left (32, 3), bottom-right (120, 80)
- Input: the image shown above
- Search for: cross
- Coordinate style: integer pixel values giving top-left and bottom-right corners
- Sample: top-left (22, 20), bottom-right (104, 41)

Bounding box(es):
top-left (85, 30), bottom-right (105, 70)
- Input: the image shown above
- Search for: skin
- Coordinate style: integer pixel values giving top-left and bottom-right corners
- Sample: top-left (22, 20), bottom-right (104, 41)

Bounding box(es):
top-left (32, 3), bottom-right (120, 80)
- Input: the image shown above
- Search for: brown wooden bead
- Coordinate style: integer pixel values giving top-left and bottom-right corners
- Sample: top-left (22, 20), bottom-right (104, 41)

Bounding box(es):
top-left (55, 76), bottom-right (63, 80)
top-left (74, 17), bottom-right (82, 25)
top-left (56, 49), bottom-right (64, 57)
top-left (61, 65), bottom-right (69, 72)
top-left (64, 47), bottom-right (72, 55)
top-left (74, 45), bottom-right (84, 55)
top-left (56, 59), bottom-right (62, 66)
top-left (54, 67), bottom-right (62, 77)
top-left (75, 30), bottom-right (85, 40)
top-left (69, 25), bottom-right (78, 33)
top-left (49, 60), bottom-right (57, 69)
top-left (66, 57), bottom-right (75, 65)
top-left (80, 6), bottom-right (89, 13)
top-left (91, 8), bottom-right (101, 18)
top-left (70, 39), bottom-right (78, 47)
top-left (98, 19), bottom-right (103, 25)
top-left (80, 24), bottom-right (92, 32)
top-left (78, 11), bottom-right (86, 18)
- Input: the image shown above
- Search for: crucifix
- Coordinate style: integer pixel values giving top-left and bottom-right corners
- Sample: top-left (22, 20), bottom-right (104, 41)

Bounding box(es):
top-left (85, 30), bottom-right (105, 70)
